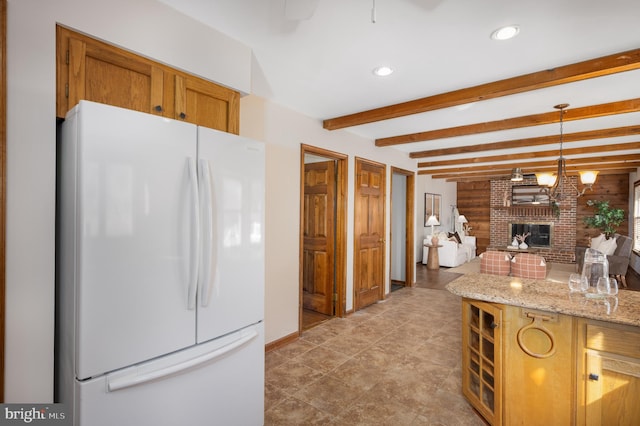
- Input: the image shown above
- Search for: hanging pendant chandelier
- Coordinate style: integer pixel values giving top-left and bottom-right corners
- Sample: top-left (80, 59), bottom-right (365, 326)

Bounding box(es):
top-left (535, 104), bottom-right (598, 202)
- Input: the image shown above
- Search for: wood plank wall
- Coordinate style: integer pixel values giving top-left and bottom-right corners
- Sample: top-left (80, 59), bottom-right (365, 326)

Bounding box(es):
top-left (576, 174), bottom-right (629, 245)
top-left (457, 174), bottom-right (630, 256)
top-left (457, 180), bottom-right (491, 255)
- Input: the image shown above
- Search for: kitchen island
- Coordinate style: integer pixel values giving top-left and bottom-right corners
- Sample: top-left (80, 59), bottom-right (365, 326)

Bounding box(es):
top-left (446, 273), bottom-right (640, 426)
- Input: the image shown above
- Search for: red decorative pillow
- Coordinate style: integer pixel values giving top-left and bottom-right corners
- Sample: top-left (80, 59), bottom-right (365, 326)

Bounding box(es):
top-left (480, 251), bottom-right (511, 276)
top-left (511, 253), bottom-right (547, 279)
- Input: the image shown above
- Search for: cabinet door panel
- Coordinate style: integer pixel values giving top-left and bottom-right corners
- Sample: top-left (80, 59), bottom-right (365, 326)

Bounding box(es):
top-left (585, 351), bottom-right (640, 426)
top-left (462, 300), bottom-right (502, 426)
top-left (175, 75), bottom-right (239, 134)
top-left (57, 25), bottom-right (239, 132)
top-left (66, 35), bottom-right (164, 117)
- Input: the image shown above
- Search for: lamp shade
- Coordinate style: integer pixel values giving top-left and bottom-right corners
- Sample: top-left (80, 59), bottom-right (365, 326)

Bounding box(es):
top-left (536, 172), bottom-right (556, 187)
top-left (510, 168), bottom-right (523, 182)
top-left (457, 215), bottom-right (468, 224)
top-left (579, 171), bottom-right (599, 185)
top-left (426, 215), bottom-right (440, 226)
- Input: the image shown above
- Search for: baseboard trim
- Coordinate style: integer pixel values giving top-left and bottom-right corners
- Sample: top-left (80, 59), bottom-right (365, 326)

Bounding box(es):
top-left (265, 331), bottom-right (299, 353)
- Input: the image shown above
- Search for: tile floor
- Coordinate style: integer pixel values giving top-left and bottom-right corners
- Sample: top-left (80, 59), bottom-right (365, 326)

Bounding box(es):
top-left (264, 284), bottom-right (485, 425)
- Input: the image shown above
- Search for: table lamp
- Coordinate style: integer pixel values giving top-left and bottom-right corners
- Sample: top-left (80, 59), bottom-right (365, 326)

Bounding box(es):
top-left (426, 214), bottom-right (440, 245)
top-left (458, 215), bottom-right (468, 235)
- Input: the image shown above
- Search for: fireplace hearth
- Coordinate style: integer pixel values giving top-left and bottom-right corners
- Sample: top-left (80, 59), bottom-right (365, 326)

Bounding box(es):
top-left (509, 222), bottom-right (553, 248)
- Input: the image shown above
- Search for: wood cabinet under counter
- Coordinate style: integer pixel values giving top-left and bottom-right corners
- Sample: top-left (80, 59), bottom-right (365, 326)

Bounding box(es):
top-left (450, 273), bottom-right (640, 426)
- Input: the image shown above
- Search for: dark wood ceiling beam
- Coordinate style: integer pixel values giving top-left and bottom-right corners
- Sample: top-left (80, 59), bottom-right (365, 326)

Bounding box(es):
top-left (416, 142), bottom-right (640, 168)
top-left (323, 48), bottom-right (640, 130)
top-left (379, 98), bottom-right (640, 147)
top-left (418, 154), bottom-right (640, 175)
top-left (422, 161), bottom-right (640, 179)
top-left (440, 167), bottom-right (638, 182)
top-left (409, 125), bottom-right (640, 158)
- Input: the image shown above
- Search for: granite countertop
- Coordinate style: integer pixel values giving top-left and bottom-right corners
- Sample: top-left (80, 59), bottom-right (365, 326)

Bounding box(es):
top-left (446, 273), bottom-right (640, 327)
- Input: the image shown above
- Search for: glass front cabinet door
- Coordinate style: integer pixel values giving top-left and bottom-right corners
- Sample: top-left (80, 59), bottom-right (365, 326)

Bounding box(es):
top-left (462, 299), bottom-right (502, 425)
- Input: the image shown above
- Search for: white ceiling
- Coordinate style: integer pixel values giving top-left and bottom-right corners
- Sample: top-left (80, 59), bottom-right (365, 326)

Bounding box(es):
top-left (157, 0), bottom-right (640, 177)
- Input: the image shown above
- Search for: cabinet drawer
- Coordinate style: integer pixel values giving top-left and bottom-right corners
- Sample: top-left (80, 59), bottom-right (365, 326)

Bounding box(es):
top-left (586, 324), bottom-right (640, 359)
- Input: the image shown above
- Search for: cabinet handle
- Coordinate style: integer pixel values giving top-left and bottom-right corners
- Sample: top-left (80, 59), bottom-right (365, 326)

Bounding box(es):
top-left (179, 112), bottom-right (186, 119)
top-left (588, 373), bottom-right (599, 381)
top-left (154, 105), bottom-right (163, 112)
top-left (490, 322), bottom-right (498, 329)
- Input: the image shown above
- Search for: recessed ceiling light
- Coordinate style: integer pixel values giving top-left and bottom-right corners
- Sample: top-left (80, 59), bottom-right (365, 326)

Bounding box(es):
top-left (372, 66), bottom-right (393, 77)
top-left (490, 25), bottom-right (520, 41)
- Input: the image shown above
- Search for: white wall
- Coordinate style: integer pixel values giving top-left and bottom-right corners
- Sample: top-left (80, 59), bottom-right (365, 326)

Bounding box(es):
top-left (391, 173), bottom-right (407, 281)
top-left (416, 175), bottom-right (458, 261)
top-left (6, 0), bottom-right (419, 401)
top-left (239, 95), bottom-right (417, 343)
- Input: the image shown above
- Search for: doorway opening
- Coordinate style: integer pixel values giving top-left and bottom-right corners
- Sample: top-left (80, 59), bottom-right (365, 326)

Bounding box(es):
top-left (390, 167), bottom-right (415, 289)
top-left (299, 145), bottom-right (347, 331)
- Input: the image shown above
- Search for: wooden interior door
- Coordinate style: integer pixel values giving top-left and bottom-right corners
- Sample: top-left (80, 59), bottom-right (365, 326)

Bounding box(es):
top-left (354, 158), bottom-right (385, 311)
top-left (302, 161), bottom-right (335, 315)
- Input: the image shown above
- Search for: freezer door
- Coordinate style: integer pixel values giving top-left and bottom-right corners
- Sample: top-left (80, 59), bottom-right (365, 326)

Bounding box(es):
top-left (75, 323), bottom-right (264, 426)
top-left (196, 127), bottom-right (265, 343)
top-left (65, 101), bottom-right (200, 379)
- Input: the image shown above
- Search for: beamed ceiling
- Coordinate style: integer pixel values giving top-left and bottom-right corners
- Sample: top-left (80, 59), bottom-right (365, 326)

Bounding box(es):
top-left (156, 1), bottom-right (640, 183)
top-left (323, 49), bottom-right (640, 182)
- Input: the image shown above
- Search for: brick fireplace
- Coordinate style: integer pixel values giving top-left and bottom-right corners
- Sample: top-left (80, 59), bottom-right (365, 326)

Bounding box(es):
top-left (490, 177), bottom-right (577, 263)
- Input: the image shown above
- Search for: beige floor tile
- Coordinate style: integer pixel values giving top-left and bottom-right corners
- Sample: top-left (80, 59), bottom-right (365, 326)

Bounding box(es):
top-left (272, 338), bottom-right (317, 360)
top-left (265, 397), bottom-right (335, 425)
top-left (265, 286), bottom-right (486, 425)
top-left (293, 375), bottom-right (365, 416)
top-left (334, 390), bottom-right (420, 425)
top-left (267, 359), bottom-right (325, 393)
top-left (293, 345), bottom-right (351, 374)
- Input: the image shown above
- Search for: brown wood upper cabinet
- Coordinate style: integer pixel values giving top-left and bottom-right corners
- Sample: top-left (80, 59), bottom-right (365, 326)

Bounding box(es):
top-left (56, 26), bottom-right (239, 134)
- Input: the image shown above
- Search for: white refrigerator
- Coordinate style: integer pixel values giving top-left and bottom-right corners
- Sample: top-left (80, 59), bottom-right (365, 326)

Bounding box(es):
top-left (56, 101), bottom-right (265, 425)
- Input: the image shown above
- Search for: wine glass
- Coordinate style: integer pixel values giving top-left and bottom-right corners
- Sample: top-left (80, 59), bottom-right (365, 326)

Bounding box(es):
top-left (568, 273), bottom-right (588, 292)
top-left (596, 277), bottom-right (611, 295)
top-left (608, 278), bottom-right (619, 296)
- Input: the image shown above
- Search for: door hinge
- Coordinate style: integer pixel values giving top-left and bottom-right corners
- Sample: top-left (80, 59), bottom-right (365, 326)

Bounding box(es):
top-left (333, 293), bottom-right (338, 302)
top-left (65, 83), bottom-right (69, 98)
top-left (66, 50), bottom-right (69, 65)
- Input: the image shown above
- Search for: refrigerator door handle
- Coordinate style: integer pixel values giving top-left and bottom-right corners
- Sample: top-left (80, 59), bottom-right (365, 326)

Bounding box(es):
top-left (198, 159), bottom-right (214, 307)
top-left (107, 328), bottom-right (258, 392)
top-left (187, 157), bottom-right (200, 310)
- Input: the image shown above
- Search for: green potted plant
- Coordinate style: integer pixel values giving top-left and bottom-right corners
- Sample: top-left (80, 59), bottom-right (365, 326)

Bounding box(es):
top-left (583, 200), bottom-right (625, 238)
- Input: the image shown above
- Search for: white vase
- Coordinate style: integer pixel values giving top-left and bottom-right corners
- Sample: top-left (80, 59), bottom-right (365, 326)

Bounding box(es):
top-left (512, 237), bottom-right (519, 247)
top-left (519, 242), bottom-right (528, 249)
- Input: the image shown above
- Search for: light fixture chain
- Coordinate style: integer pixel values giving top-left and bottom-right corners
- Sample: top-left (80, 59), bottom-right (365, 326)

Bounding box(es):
top-left (371, 0), bottom-right (376, 23)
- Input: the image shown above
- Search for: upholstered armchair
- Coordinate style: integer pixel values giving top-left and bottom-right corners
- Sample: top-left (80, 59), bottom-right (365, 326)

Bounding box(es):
top-left (576, 233), bottom-right (633, 287)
